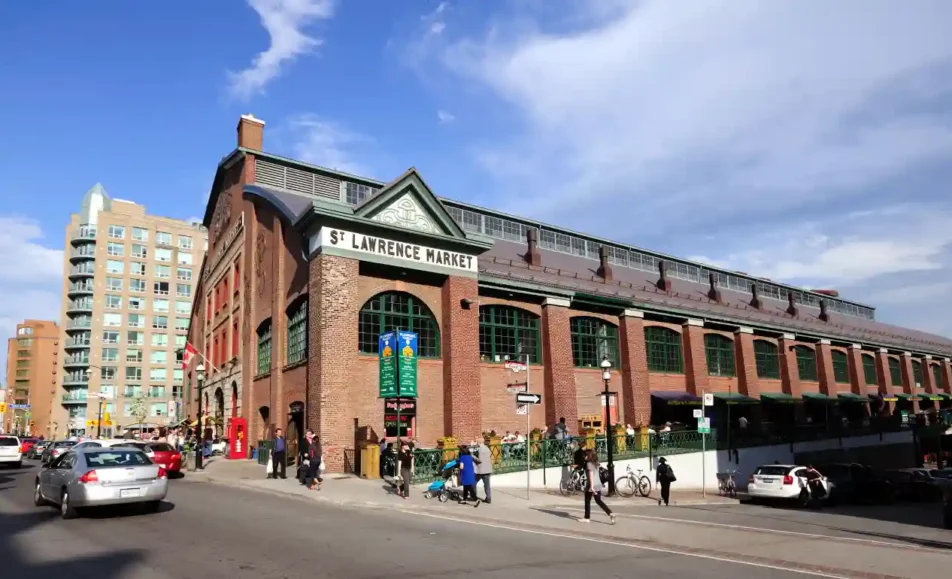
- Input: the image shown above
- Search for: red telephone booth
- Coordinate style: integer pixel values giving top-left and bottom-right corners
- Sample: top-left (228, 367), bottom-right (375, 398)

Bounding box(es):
top-left (227, 417), bottom-right (247, 459)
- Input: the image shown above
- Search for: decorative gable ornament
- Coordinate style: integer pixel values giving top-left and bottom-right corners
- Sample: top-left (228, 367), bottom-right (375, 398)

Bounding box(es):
top-left (370, 193), bottom-right (443, 234)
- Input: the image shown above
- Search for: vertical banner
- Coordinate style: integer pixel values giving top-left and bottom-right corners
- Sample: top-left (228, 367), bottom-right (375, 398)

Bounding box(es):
top-left (397, 331), bottom-right (418, 398)
top-left (378, 331), bottom-right (397, 398)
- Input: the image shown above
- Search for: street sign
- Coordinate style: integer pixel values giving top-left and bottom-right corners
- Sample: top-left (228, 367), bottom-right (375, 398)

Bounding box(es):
top-left (703, 393), bottom-right (714, 407)
top-left (516, 404), bottom-right (528, 415)
top-left (515, 393), bottom-right (542, 405)
top-left (10, 404), bottom-right (30, 410)
top-left (506, 382), bottom-right (528, 393)
top-left (397, 331), bottom-right (418, 398)
top-left (698, 417), bottom-right (711, 434)
top-left (693, 408), bottom-right (703, 419)
top-left (378, 331), bottom-right (397, 398)
top-left (505, 360), bottom-right (527, 372)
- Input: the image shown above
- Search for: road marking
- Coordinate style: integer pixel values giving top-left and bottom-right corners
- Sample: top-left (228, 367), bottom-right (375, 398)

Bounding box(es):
top-left (554, 507), bottom-right (916, 549)
top-left (398, 509), bottom-right (856, 579)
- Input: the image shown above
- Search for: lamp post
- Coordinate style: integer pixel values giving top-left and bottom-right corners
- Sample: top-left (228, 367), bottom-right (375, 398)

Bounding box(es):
top-left (600, 356), bottom-right (617, 497)
top-left (83, 367), bottom-right (112, 439)
top-left (194, 364), bottom-right (206, 471)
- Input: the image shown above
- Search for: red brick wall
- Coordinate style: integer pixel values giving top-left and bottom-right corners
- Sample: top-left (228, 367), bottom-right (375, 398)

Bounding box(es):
top-left (441, 276), bottom-right (481, 441)
top-left (847, 346), bottom-right (864, 395)
top-left (899, 354), bottom-right (920, 413)
top-left (922, 360), bottom-right (937, 395)
top-left (875, 350), bottom-right (892, 396)
top-left (941, 360), bottom-right (952, 394)
top-left (354, 357), bottom-right (445, 445)
top-left (574, 368), bottom-right (623, 427)
top-left (644, 322), bottom-right (688, 393)
top-left (816, 342), bottom-right (836, 396)
top-left (735, 332), bottom-right (758, 397)
top-left (778, 336), bottom-right (801, 397)
top-left (481, 365), bottom-right (545, 436)
top-left (682, 324), bottom-right (708, 396)
top-left (541, 302), bottom-right (577, 430)
top-left (618, 313), bottom-right (650, 428)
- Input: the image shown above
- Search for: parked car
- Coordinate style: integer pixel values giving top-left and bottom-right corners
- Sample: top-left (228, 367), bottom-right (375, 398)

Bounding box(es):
top-left (815, 463), bottom-right (893, 504)
top-left (41, 440), bottom-right (77, 465)
top-left (747, 464), bottom-right (831, 507)
top-left (26, 440), bottom-right (51, 459)
top-left (116, 441), bottom-right (157, 460)
top-left (0, 436), bottom-right (22, 468)
top-left (942, 479), bottom-right (952, 529)
top-left (930, 468), bottom-right (952, 481)
top-left (884, 469), bottom-right (943, 502)
top-left (19, 438), bottom-right (39, 456)
top-left (34, 447), bottom-right (168, 519)
top-left (144, 442), bottom-right (183, 473)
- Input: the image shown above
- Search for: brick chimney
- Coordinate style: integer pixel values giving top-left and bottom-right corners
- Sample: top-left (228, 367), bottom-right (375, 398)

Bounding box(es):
top-left (597, 246), bottom-right (613, 282)
top-left (707, 272), bottom-right (722, 303)
top-left (656, 260), bottom-right (672, 292)
top-left (237, 114), bottom-right (265, 150)
top-left (786, 292), bottom-right (798, 317)
top-left (525, 228), bottom-right (542, 266)
top-left (818, 299), bottom-right (830, 322)
top-left (749, 283), bottom-right (762, 309)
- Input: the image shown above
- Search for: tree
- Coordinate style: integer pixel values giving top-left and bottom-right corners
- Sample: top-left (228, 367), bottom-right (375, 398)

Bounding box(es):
top-left (130, 396), bottom-right (147, 433)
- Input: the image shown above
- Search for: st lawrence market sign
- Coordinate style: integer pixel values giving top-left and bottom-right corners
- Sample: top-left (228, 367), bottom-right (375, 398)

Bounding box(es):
top-left (312, 227), bottom-right (479, 276)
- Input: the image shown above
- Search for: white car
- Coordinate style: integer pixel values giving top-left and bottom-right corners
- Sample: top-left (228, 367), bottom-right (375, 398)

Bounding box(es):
top-left (747, 464), bottom-right (831, 507)
top-left (0, 436), bottom-right (22, 468)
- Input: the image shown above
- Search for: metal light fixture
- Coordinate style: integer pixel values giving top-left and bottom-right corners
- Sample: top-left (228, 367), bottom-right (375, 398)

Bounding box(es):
top-left (600, 355), bottom-right (616, 496)
top-left (601, 356), bottom-right (612, 380)
top-left (195, 364), bottom-right (206, 471)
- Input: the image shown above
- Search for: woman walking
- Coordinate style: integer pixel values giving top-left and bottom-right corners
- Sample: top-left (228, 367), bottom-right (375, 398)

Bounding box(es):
top-left (457, 445), bottom-right (481, 507)
top-left (580, 449), bottom-right (614, 524)
top-left (398, 439), bottom-right (414, 499)
top-left (303, 430), bottom-right (323, 491)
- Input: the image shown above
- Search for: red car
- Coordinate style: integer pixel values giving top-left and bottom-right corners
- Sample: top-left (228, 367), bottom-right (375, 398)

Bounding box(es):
top-left (19, 438), bottom-right (39, 455)
top-left (147, 442), bottom-right (183, 473)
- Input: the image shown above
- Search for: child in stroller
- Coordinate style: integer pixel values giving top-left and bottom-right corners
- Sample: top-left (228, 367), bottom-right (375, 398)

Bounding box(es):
top-left (423, 458), bottom-right (462, 502)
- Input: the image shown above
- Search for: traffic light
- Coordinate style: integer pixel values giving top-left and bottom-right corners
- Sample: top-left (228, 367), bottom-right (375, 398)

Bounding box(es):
top-left (0, 403), bottom-right (6, 414)
top-left (103, 412), bottom-right (111, 423)
top-left (30, 420), bottom-right (35, 428)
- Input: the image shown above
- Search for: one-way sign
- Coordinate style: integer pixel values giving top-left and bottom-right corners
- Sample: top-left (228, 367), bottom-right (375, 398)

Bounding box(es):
top-left (515, 393), bottom-right (542, 405)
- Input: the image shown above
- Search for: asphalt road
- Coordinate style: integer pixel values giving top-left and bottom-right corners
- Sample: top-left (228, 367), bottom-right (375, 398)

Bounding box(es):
top-left (1, 464), bottom-right (822, 579)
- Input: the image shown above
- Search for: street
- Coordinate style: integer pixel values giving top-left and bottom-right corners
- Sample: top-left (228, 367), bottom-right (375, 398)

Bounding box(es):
top-left (2, 463), bottom-right (950, 579)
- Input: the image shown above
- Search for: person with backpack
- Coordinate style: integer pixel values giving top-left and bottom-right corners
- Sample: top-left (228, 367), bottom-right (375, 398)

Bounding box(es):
top-left (579, 449), bottom-right (615, 524)
top-left (656, 457), bottom-right (676, 506)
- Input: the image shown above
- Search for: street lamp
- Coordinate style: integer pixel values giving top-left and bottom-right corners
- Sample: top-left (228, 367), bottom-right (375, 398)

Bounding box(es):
top-left (600, 356), bottom-right (617, 496)
top-left (194, 363), bottom-right (206, 471)
top-left (83, 368), bottom-right (110, 439)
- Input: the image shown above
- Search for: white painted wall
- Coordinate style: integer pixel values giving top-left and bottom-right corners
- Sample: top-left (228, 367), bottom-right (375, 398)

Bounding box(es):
top-left (491, 431), bottom-right (913, 490)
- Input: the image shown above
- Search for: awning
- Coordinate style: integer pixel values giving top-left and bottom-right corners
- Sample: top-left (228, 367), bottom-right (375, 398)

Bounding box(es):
top-left (761, 392), bottom-right (800, 404)
top-left (838, 393), bottom-right (869, 403)
top-left (895, 393), bottom-right (915, 400)
top-left (651, 391), bottom-right (702, 405)
top-left (919, 394), bottom-right (945, 402)
top-left (713, 392), bottom-right (758, 405)
top-left (802, 393), bottom-right (835, 402)
top-left (868, 393), bottom-right (899, 402)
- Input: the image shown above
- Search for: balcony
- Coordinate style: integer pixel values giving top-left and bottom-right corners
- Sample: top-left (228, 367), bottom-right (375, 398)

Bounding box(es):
top-left (64, 336), bottom-right (91, 349)
top-left (62, 393), bottom-right (89, 404)
top-left (65, 319), bottom-right (92, 331)
top-left (63, 355), bottom-right (90, 368)
top-left (68, 264), bottom-right (96, 279)
top-left (70, 227), bottom-right (97, 245)
top-left (69, 244), bottom-right (97, 263)
top-left (67, 282), bottom-right (95, 297)
top-left (67, 300), bottom-right (94, 314)
top-left (123, 390), bottom-right (144, 398)
top-left (62, 376), bottom-right (89, 386)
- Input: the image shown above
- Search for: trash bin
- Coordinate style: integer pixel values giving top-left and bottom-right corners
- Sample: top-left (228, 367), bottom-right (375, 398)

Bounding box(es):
top-left (257, 440), bottom-right (273, 466)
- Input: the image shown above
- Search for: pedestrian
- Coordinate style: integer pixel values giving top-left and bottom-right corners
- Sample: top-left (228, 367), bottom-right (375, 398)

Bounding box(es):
top-left (579, 449), bottom-right (614, 524)
top-left (398, 439), bottom-right (414, 499)
top-left (270, 427), bottom-right (287, 480)
top-left (304, 430), bottom-right (323, 491)
top-left (457, 445), bottom-right (480, 507)
top-left (475, 436), bottom-right (493, 504)
top-left (656, 457), bottom-right (676, 506)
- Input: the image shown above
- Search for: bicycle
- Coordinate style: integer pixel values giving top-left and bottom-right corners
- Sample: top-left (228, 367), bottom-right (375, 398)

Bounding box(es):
top-left (615, 465), bottom-right (652, 498)
top-left (717, 470), bottom-right (738, 498)
top-left (559, 467), bottom-right (589, 496)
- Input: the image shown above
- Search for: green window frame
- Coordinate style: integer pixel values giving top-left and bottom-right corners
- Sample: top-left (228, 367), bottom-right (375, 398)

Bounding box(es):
top-left (912, 360), bottom-right (923, 387)
top-left (644, 326), bottom-right (683, 374)
top-left (704, 334), bottom-right (735, 377)
top-left (256, 320), bottom-right (272, 376)
top-left (358, 292), bottom-right (440, 358)
top-left (794, 346), bottom-right (818, 382)
top-left (862, 354), bottom-right (877, 385)
top-left (286, 300), bottom-right (307, 365)
top-left (571, 317), bottom-right (620, 368)
top-left (754, 340), bottom-right (780, 379)
top-left (933, 364), bottom-right (944, 390)
top-left (479, 305), bottom-right (540, 364)
top-left (831, 350), bottom-right (850, 383)
top-left (888, 357), bottom-right (902, 386)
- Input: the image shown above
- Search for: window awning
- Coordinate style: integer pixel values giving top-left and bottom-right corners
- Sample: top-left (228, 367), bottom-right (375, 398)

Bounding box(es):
top-left (761, 392), bottom-right (799, 404)
top-left (919, 394), bottom-right (946, 402)
top-left (713, 392), bottom-right (758, 405)
top-left (802, 393), bottom-right (835, 402)
top-left (838, 393), bottom-right (869, 403)
top-left (895, 393), bottom-right (915, 400)
top-left (651, 391), bottom-right (702, 405)
top-left (868, 393), bottom-right (899, 402)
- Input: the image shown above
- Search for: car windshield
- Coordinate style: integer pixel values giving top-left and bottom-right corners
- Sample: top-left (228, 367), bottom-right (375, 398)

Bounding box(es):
top-left (755, 466), bottom-right (790, 476)
top-left (0, 438), bottom-right (18, 447)
top-left (84, 450), bottom-right (151, 467)
top-left (55, 441), bottom-right (75, 448)
top-left (150, 443), bottom-right (174, 452)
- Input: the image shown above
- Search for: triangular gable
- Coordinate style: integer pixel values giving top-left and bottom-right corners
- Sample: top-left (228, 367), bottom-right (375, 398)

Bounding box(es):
top-left (353, 168), bottom-right (467, 239)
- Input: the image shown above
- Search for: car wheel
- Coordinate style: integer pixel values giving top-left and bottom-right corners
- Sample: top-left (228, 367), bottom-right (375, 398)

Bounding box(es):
top-left (60, 489), bottom-right (78, 520)
top-left (33, 483), bottom-right (47, 507)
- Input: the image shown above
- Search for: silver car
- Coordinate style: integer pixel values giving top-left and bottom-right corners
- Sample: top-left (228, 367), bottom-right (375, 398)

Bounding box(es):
top-left (34, 447), bottom-right (168, 519)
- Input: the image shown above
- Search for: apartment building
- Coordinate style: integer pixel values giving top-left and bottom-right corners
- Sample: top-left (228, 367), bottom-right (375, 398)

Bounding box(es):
top-left (60, 184), bottom-right (206, 437)
top-left (3, 320), bottom-right (59, 437)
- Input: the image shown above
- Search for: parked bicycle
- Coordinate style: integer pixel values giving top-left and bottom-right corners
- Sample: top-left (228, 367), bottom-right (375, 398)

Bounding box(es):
top-left (615, 465), bottom-right (652, 498)
top-left (717, 470), bottom-right (738, 498)
top-left (559, 467), bottom-right (589, 496)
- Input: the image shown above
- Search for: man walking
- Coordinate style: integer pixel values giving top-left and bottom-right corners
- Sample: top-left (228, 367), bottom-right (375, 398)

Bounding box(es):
top-left (270, 427), bottom-right (287, 480)
top-left (475, 436), bottom-right (494, 504)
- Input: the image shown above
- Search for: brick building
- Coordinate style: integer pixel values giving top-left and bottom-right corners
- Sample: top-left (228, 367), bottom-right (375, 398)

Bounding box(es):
top-left (185, 114), bottom-right (952, 471)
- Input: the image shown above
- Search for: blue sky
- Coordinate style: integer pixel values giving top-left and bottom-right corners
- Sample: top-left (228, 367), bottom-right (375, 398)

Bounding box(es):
top-left (3, 0), bottom-right (952, 377)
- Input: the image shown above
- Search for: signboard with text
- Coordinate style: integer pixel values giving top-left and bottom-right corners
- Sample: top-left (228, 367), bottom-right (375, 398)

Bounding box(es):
top-left (378, 331), bottom-right (397, 398)
top-left (397, 331), bottom-right (418, 398)
top-left (312, 227), bottom-right (479, 275)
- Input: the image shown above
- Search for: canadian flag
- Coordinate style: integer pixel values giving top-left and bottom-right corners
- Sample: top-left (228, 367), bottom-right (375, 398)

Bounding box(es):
top-left (182, 342), bottom-right (198, 370)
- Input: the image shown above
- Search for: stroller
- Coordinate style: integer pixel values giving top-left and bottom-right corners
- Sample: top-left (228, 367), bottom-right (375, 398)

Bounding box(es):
top-left (423, 458), bottom-right (463, 502)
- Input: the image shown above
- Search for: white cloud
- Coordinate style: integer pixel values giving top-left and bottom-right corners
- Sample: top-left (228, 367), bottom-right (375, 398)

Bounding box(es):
top-left (425, 2), bottom-right (448, 36)
top-left (437, 110), bottom-right (455, 124)
top-left (228, 0), bottom-right (335, 99)
top-left (284, 114), bottom-right (371, 176)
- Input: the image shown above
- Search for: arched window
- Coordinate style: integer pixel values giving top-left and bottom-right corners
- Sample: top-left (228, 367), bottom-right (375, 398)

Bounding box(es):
top-left (911, 359), bottom-right (923, 387)
top-left (862, 354), bottom-right (877, 385)
top-left (479, 305), bottom-right (540, 364)
top-left (286, 298), bottom-right (307, 365)
top-left (644, 326), bottom-right (683, 374)
top-left (831, 350), bottom-right (849, 383)
top-left (794, 346), bottom-right (818, 382)
top-left (358, 292), bottom-right (440, 357)
top-left (754, 340), bottom-right (779, 379)
top-left (888, 357), bottom-right (902, 386)
top-left (256, 319), bottom-right (272, 376)
top-left (571, 317), bottom-right (620, 368)
top-left (704, 334), bottom-right (735, 377)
